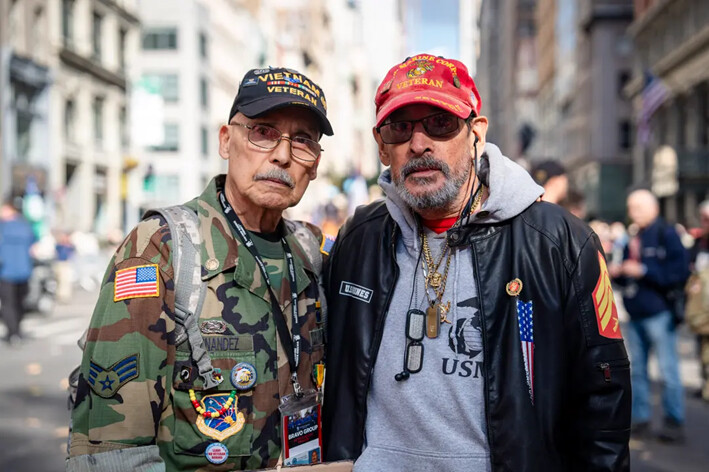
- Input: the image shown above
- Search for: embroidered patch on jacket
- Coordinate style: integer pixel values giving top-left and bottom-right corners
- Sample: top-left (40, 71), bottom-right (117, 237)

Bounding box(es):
top-left (339, 281), bottom-right (373, 303)
top-left (114, 264), bottom-right (159, 302)
top-left (516, 300), bottom-right (534, 403)
top-left (592, 252), bottom-right (622, 339)
top-left (88, 354), bottom-right (140, 398)
top-left (195, 393), bottom-right (246, 441)
top-left (320, 234), bottom-right (336, 256)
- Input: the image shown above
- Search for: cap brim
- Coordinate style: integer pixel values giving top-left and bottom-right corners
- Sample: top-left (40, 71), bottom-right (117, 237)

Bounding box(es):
top-left (375, 90), bottom-right (473, 127)
top-left (238, 96), bottom-right (334, 136)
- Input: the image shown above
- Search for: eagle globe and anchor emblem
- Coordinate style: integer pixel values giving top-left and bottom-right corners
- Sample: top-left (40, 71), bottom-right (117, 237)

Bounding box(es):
top-left (406, 59), bottom-right (435, 78)
top-left (442, 298), bottom-right (484, 377)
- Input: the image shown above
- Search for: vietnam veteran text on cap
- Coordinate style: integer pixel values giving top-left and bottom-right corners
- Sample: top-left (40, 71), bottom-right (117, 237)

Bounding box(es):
top-left (229, 67), bottom-right (333, 136)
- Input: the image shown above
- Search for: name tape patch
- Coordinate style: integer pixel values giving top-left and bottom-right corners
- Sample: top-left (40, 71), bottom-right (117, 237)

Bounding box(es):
top-left (339, 281), bottom-right (373, 304)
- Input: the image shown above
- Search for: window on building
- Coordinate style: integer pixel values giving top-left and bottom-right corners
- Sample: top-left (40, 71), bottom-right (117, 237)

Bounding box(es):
top-left (199, 32), bottom-right (208, 59)
top-left (618, 70), bottom-right (631, 98)
top-left (93, 97), bottom-right (104, 148)
top-left (201, 126), bottom-right (208, 156)
top-left (118, 28), bottom-right (127, 73)
top-left (16, 112), bottom-right (31, 162)
top-left (619, 120), bottom-right (632, 150)
top-left (119, 106), bottom-right (128, 150)
top-left (92, 12), bottom-right (103, 61)
top-left (156, 175), bottom-right (181, 203)
top-left (64, 99), bottom-right (76, 143)
top-left (142, 28), bottom-right (178, 50)
top-left (200, 77), bottom-right (208, 109)
top-left (149, 123), bottom-right (180, 152)
top-left (142, 73), bottom-right (179, 102)
top-left (62, 0), bottom-right (74, 47)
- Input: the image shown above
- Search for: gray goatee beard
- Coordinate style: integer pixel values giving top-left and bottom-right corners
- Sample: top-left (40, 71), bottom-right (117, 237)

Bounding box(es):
top-left (393, 153), bottom-right (471, 212)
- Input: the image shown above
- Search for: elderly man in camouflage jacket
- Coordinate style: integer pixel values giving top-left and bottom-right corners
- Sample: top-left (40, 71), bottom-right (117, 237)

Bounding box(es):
top-left (67, 67), bottom-right (333, 471)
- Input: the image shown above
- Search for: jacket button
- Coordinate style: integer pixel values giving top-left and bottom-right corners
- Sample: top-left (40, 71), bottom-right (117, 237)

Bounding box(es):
top-left (206, 258), bottom-right (219, 271)
top-left (477, 210), bottom-right (490, 218)
top-left (449, 232), bottom-right (460, 243)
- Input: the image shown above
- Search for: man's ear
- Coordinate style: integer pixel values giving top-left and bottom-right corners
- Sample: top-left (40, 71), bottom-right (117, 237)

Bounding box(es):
top-left (308, 157), bottom-right (320, 180)
top-left (218, 125), bottom-right (231, 160)
top-left (372, 127), bottom-right (390, 166)
top-left (470, 116), bottom-right (489, 155)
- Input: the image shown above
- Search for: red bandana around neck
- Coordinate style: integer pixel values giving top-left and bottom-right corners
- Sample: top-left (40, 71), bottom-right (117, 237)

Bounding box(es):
top-left (421, 216), bottom-right (458, 234)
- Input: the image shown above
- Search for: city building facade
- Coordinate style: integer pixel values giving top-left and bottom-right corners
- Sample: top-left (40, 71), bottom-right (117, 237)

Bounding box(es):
top-left (135, 0), bottom-right (227, 215)
top-left (627, 0), bottom-right (709, 226)
top-left (0, 0), bottom-right (53, 211)
top-left (50, 0), bottom-right (140, 235)
top-left (532, 0), bottom-right (634, 221)
top-left (572, 0), bottom-right (634, 221)
top-left (477, 0), bottom-right (538, 163)
top-left (1, 0), bottom-right (140, 237)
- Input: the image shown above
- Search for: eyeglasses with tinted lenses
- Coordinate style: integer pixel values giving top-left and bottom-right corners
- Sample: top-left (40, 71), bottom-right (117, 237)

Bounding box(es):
top-left (377, 113), bottom-right (461, 144)
top-left (231, 122), bottom-right (323, 162)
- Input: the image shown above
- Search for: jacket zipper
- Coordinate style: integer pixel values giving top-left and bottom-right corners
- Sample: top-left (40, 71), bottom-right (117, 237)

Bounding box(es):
top-left (596, 359), bottom-right (630, 383)
top-left (470, 243), bottom-right (495, 467)
top-left (360, 227), bottom-right (400, 446)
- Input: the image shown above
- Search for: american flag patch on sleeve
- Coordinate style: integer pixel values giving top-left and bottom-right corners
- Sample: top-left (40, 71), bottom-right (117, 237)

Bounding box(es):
top-left (320, 234), bottom-right (336, 256)
top-left (114, 264), bottom-right (160, 302)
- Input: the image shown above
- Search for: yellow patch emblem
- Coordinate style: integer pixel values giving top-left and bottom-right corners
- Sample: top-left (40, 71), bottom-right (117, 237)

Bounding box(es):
top-left (195, 393), bottom-right (246, 441)
top-left (592, 252), bottom-right (622, 339)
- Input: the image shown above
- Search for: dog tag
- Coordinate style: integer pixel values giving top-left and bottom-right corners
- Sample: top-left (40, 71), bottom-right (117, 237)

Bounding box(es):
top-left (426, 302), bottom-right (440, 338)
top-left (406, 309), bottom-right (426, 341)
top-left (405, 342), bottom-right (424, 373)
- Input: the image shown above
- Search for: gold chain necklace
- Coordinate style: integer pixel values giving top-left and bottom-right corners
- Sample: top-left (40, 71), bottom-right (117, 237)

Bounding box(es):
top-left (420, 184), bottom-right (486, 338)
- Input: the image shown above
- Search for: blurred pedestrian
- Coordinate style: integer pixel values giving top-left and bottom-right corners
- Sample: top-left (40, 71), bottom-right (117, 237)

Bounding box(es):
top-left (0, 197), bottom-right (37, 345)
top-left (54, 230), bottom-right (75, 303)
top-left (560, 188), bottom-right (586, 220)
top-left (531, 159), bottom-right (568, 204)
top-left (589, 219), bottom-right (613, 254)
top-left (320, 202), bottom-right (343, 237)
top-left (686, 200), bottom-right (709, 401)
top-left (323, 53), bottom-right (631, 471)
top-left (609, 221), bottom-right (629, 266)
top-left (610, 189), bottom-right (690, 442)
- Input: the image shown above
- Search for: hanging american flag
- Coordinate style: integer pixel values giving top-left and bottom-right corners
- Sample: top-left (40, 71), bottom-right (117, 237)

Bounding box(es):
top-left (517, 300), bottom-right (534, 403)
top-left (637, 71), bottom-right (668, 146)
top-left (114, 264), bottom-right (160, 302)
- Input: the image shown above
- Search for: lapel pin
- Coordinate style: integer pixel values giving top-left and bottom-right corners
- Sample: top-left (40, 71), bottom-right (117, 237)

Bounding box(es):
top-left (506, 278), bottom-right (523, 296)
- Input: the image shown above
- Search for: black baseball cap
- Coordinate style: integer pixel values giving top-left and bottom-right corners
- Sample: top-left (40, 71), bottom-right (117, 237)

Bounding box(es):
top-left (228, 67), bottom-right (334, 136)
top-left (531, 160), bottom-right (566, 186)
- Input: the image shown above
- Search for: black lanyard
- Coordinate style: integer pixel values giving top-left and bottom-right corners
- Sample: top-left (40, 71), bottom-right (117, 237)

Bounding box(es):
top-left (218, 191), bottom-right (302, 382)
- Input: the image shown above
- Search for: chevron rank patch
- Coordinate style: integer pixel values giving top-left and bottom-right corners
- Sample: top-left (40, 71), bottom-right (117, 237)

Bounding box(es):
top-left (320, 234), bottom-right (336, 256)
top-left (592, 252), bottom-right (622, 339)
top-left (114, 264), bottom-right (159, 302)
top-left (88, 354), bottom-right (140, 398)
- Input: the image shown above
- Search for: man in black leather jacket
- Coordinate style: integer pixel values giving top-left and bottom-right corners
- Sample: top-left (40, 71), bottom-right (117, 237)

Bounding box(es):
top-left (322, 54), bottom-right (631, 472)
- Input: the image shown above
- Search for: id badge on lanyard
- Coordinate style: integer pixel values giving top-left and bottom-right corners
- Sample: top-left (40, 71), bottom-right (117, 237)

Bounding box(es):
top-left (279, 389), bottom-right (323, 466)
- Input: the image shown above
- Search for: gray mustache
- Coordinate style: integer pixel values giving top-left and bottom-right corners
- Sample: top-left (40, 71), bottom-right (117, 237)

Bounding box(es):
top-left (401, 155), bottom-right (450, 179)
top-left (253, 168), bottom-right (295, 188)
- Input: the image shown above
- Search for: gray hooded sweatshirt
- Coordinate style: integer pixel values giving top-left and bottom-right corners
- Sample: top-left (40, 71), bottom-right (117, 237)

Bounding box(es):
top-left (354, 143), bottom-right (544, 472)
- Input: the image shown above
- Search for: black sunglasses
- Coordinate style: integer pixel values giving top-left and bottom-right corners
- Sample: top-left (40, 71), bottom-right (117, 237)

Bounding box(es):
top-left (377, 112), bottom-right (463, 144)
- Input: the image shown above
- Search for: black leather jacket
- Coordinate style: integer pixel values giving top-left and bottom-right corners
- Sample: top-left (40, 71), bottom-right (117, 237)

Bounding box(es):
top-left (323, 200), bottom-right (631, 472)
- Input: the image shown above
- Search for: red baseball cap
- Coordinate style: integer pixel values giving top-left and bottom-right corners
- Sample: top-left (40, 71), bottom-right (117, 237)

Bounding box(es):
top-left (374, 54), bottom-right (482, 127)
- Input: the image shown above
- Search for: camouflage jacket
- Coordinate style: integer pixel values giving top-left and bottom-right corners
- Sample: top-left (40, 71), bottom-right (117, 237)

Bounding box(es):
top-left (68, 175), bottom-right (327, 471)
